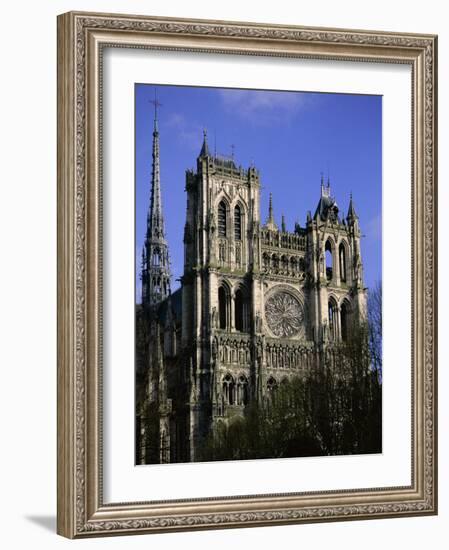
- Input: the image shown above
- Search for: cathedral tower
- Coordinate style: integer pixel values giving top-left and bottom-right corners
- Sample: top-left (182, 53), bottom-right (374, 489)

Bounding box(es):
top-left (182, 131), bottom-right (262, 460)
top-left (307, 179), bottom-right (367, 343)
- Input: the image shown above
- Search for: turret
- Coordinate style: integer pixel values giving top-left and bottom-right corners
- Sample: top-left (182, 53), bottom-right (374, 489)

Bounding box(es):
top-left (313, 176), bottom-right (339, 223)
top-left (265, 193), bottom-right (278, 231)
top-left (198, 129), bottom-right (210, 159)
top-left (346, 193), bottom-right (358, 227)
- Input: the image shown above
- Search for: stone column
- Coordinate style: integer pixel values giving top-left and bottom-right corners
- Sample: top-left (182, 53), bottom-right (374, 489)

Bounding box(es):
top-left (336, 305), bottom-right (342, 341)
top-left (230, 290), bottom-right (235, 331)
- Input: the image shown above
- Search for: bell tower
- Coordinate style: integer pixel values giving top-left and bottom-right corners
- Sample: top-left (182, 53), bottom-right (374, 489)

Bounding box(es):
top-left (181, 131), bottom-right (262, 461)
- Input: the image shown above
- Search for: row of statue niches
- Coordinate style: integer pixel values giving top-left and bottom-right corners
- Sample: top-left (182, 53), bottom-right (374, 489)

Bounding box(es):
top-left (216, 340), bottom-right (315, 370)
top-left (262, 253), bottom-right (307, 275)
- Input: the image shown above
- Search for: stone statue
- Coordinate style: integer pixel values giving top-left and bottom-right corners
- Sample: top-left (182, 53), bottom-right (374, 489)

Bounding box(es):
top-left (208, 211), bottom-right (216, 232)
top-left (211, 306), bottom-right (218, 328)
top-left (211, 337), bottom-right (218, 360)
top-left (321, 320), bottom-right (328, 343)
top-left (255, 311), bottom-right (263, 333)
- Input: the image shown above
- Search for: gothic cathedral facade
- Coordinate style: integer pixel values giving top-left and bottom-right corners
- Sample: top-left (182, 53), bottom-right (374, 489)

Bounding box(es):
top-left (137, 118), bottom-right (367, 465)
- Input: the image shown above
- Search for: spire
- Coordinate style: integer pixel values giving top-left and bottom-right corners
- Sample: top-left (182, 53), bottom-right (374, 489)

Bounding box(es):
top-left (346, 192), bottom-right (358, 223)
top-left (142, 92), bottom-right (172, 307)
top-left (151, 88), bottom-right (162, 133)
top-left (321, 172), bottom-right (331, 198)
top-left (281, 214), bottom-right (286, 233)
top-left (265, 192), bottom-right (278, 231)
top-left (199, 128), bottom-right (210, 158)
top-left (148, 99), bottom-right (164, 239)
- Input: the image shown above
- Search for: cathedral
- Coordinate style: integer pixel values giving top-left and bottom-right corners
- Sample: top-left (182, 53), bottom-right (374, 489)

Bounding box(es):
top-left (136, 107), bottom-right (367, 465)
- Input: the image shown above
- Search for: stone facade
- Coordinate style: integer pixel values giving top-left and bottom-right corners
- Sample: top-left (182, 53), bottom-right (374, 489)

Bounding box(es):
top-left (137, 128), bottom-right (367, 465)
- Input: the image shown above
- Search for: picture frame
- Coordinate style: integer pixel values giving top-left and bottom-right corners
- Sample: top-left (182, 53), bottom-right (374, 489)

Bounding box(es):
top-left (57, 11), bottom-right (438, 538)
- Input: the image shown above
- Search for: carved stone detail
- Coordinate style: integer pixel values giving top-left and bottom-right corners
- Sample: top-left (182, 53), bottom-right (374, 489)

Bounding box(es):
top-left (265, 291), bottom-right (304, 338)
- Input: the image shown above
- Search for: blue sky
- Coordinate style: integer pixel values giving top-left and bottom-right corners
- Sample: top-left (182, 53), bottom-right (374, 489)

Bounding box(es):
top-left (135, 84), bottom-right (382, 300)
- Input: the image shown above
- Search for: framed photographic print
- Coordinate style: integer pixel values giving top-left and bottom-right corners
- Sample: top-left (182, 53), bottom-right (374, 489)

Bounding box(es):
top-left (57, 11), bottom-right (438, 538)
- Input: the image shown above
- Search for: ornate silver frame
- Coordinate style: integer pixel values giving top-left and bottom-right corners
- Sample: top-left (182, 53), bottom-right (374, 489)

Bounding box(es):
top-left (57, 11), bottom-right (438, 538)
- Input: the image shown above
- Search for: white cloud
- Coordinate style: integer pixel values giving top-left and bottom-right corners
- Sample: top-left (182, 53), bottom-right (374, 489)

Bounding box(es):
top-left (218, 89), bottom-right (306, 125)
top-left (165, 112), bottom-right (186, 129)
top-left (164, 112), bottom-right (202, 151)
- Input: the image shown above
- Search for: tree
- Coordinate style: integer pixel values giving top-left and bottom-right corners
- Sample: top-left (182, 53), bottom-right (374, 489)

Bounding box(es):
top-left (368, 280), bottom-right (382, 381)
top-left (199, 289), bottom-right (383, 462)
top-left (199, 377), bottom-right (324, 462)
top-left (199, 348), bottom-right (382, 462)
top-left (316, 318), bottom-right (381, 455)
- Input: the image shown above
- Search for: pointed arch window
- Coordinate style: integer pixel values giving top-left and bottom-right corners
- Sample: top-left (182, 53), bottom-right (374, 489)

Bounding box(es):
top-left (234, 288), bottom-right (250, 332)
top-left (325, 240), bottom-right (333, 280)
top-left (341, 301), bottom-right (350, 342)
top-left (339, 243), bottom-right (347, 283)
top-left (223, 373), bottom-right (235, 405)
top-left (235, 289), bottom-right (244, 332)
top-left (152, 247), bottom-right (161, 266)
top-left (234, 204), bottom-right (242, 240)
top-left (218, 285), bottom-right (230, 330)
top-left (218, 201), bottom-right (227, 237)
top-left (328, 298), bottom-right (338, 341)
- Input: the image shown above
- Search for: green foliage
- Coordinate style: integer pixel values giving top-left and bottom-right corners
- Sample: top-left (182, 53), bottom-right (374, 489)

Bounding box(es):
top-left (368, 281), bottom-right (382, 380)
top-left (139, 401), bottom-right (161, 464)
top-left (199, 319), bottom-right (381, 462)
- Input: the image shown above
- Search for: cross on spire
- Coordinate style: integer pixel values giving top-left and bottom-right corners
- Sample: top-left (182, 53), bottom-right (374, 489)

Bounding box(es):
top-left (149, 89), bottom-right (163, 132)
